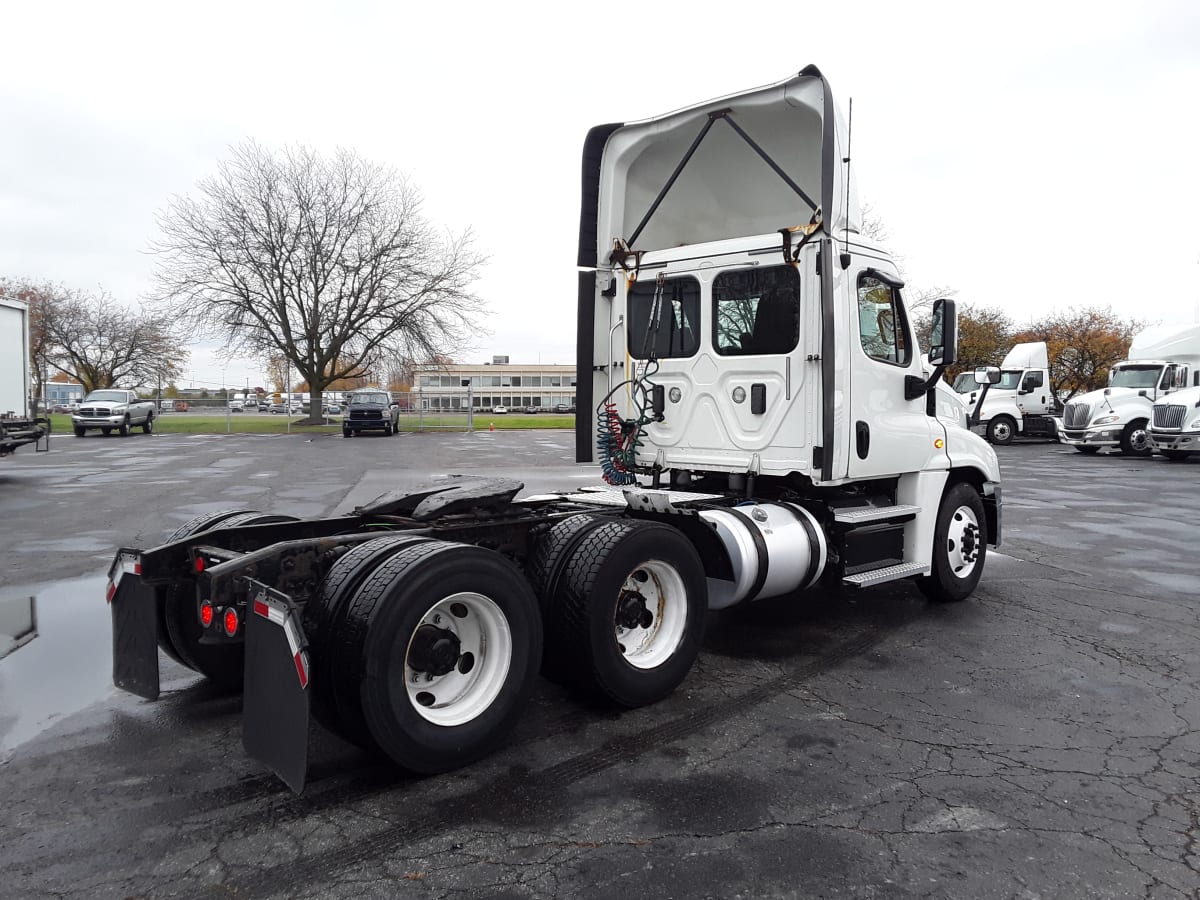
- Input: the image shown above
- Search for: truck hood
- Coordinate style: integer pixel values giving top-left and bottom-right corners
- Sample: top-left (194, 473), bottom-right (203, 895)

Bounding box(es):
top-left (1064, 387), bottom-right (1151, 417)
top-left (581, 65), bottom-right (857, 265)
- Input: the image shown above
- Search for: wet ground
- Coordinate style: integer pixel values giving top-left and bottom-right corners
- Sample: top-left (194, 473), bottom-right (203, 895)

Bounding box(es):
top-left (0, 432), bottom-right (1198, 898)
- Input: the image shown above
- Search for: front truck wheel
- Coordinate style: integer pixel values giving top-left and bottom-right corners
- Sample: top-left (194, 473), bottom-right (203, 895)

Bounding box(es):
top-left (918, 482), bottom-right (987, 603)
top-left (337, 541), bottom-right (542, 773)
top-left (160, 510), bottom-right (298, 689)
top-left (1120, 419), bottom-right (1151, 457)
top-left (986, 415), bottom-right (1016, 445)
top-left (547, 520), bottom-right (707, 707)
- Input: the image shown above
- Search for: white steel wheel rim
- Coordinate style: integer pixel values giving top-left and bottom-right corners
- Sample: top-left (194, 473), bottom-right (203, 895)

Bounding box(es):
top-left (946, 505), bottom-right (983, 579)
top-left (403, 592), bottom-right (512, 727)
top-left (614, 559), bottom-right (688, 670)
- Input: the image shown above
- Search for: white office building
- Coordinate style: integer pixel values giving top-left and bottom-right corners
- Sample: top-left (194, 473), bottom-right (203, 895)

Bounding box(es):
top-left (412, 363), bottom-right (576, 411)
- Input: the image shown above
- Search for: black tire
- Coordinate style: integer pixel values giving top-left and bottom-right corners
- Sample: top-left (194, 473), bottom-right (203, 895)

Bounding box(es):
top-left (161, 510), bottom-right (298, 689)
top-left (1162, 449), bottom-right (1189, 461)
top-left (917, 482), bottom-right (987, 603)
top-left (391, 419), bottom-right (399, 436)
top-left (118, 417), bottom-right (130, 437)
top-left (142, 415), bottom-right (154, 434)
top-left (337, 541), bottom-right (542, 773)
top-left (547, 520), bottom-right (707, 708)
top-left (383, 421), bottom-right (392, 436)
top-left (1119, 419), bottom-right (1151, 457)
top-left (74, 427), bottom-right (85, 437)
top-left (1075, 446), bottom-right (1100, 455)
top-left (303, 534), bottom-right (436, 747)
top-left (101, 427), bottom-right (111, 435)
top-left (986, 415), bottom-right (1016, 445)
top-left (343, 428), bottom-right (352, 438)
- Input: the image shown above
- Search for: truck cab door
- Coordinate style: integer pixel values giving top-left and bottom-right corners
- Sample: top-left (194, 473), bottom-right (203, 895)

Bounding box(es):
top-left (1019, 369), bottom-right (1048, 414)
top-left (845, 263), bottom-right (938, 479)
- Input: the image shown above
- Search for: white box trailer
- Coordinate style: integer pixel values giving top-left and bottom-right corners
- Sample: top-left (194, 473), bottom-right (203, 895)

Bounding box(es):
top-left (0, 296), bottom-right (49, 457)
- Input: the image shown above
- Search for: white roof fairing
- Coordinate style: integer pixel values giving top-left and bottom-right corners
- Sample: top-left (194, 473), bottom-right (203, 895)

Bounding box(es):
top-left (591, 67), bottom-right (859, 261)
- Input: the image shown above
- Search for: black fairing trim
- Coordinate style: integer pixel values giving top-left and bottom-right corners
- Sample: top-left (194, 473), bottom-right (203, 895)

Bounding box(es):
top-left (814, 67), bottom-right (838, 483)
top-left (578, 123), bottom-right (623, 268)
top-left (576, 270), bottom-right (596, 462)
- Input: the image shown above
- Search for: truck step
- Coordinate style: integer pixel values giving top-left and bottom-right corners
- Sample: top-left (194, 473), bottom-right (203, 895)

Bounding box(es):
top-left (832, 504), bottom-right (921, 525)
top-left (842, 561), bottom-right (929, 588)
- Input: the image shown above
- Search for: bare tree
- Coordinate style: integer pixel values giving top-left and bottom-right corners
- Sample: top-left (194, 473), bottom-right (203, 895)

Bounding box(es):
top-left (43, 289), bottom-right (187, 393)
top-left (150, 142), bottom-right (488, 420)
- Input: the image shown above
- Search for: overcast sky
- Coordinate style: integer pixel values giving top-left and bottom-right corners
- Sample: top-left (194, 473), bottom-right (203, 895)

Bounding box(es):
top-left (3, 0), bottom-right (1198, 391)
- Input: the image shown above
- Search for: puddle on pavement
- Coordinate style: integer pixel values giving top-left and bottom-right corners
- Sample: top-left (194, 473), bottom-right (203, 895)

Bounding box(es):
top-left (0, 575), bottom-right (114, 759)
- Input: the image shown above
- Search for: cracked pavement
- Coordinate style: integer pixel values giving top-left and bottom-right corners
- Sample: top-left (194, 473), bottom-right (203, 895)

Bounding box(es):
top-left (1, 433), bottom-right (1198, 898)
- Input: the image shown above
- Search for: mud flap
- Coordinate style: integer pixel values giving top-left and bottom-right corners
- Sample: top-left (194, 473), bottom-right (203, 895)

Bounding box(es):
top-left (242, 582), bottom-right (311, 793)
top-left (108, 550), bottom-right (160, 701)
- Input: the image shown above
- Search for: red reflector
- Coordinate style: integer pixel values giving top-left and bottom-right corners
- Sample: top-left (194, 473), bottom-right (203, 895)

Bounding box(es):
top-left (200, 603), bottom-right (214, 627)
top-left (294, 653), bottom-right (309, 688)
top-left (105, 581), bottom-right (116, 604)
top-left (133, 562), bottom-right (142, 575)
top-left (223, 608), bottom-right (240, 637)
top-left (253, 599), bottom-right (271, 619)
top-left (194, 556), bottom-right (205, 573)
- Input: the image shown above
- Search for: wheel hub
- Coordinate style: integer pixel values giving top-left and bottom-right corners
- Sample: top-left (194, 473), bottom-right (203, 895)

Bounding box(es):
top-left (408, 624), bottom-right (462, 676)
top-left (616, 590), bottom-right (654, 630)
top-left (961, 523), bottom-right (980, 562)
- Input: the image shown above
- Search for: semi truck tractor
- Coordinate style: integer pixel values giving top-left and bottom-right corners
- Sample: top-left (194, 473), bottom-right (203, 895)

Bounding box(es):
top-left (0, 296), bottom-right (50, 458)
top-left (963, 341), bottom-right (1057, 444)
top-left (106, 65), bottom-right (1003, 792)
top-left (1149, 382), bottom-right (1200, 460)
top-left (1059, 324), bottom-right (1200, 456)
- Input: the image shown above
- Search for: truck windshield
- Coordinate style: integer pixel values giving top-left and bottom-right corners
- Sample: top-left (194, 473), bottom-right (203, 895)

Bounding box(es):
top-left (951, 373), bottom-right (975, 393)
top-left (353, 393), bottom-right (390, 405)
top-left (85, 391), bottom-right (129, 402)
top-left (994, 370), bottom-right (1025, 390)
top-left (1109, 365), bottom-right (1162, 389)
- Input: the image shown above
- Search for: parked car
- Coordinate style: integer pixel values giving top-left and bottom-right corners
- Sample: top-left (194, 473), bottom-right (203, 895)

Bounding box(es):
top-left (554, 404), bottom-right (575, 414)
top-left (50, 402), bottom-right (77, 414)
top-left (228, 399), bottom-right (244, 412)
top-left (268, 402), bottom-right (295, 415)
top-left (492, 405), bottom-right (508, 414)
top-left (343, 390), bottom-right (400, 436)
top-left (159, 400), bottom-right (174, 412)
top-left (325, 403), bottom-right (342, 415)
top-left (524, 405), bottom-right (540, 414)
top-left (243, 399), bottom-right (259, 410)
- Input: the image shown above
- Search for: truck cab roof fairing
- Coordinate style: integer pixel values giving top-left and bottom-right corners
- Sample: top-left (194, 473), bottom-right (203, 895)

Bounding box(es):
top-left (580, 66), bottom-right (859, 266)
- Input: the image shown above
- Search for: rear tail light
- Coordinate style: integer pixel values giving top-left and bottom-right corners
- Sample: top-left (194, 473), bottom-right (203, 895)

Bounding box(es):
top-left (194, 556), bottom-right (206, 573)
top-left (223, 607), bottom-right (240, 637)
top-left (200, 602), bottom-right (214, 628)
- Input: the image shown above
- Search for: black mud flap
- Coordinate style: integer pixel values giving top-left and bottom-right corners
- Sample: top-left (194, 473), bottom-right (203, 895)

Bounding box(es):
top-left (108, 549), bottom-right (160, 701)
top-left (242, 581), bottom-right (311, 793)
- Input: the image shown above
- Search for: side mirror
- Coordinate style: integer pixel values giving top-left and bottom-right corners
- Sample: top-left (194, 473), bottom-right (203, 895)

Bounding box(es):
top-left (974, 366), bottom-right (1001, 385)
top-left (928, 299), bottom-right (958, 368)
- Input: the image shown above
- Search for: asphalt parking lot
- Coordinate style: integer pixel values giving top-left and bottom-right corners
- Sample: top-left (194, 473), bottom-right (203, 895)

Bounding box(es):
top-left (1, 432), bottom-right (1198, 899)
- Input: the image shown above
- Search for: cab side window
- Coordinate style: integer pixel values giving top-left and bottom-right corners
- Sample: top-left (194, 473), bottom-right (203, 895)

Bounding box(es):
top-left (856, 274), bottom-right (910, 365)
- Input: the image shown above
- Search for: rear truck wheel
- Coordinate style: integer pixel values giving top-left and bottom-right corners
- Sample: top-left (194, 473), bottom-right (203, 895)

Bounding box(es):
top-left (74, 426), bottom-right (85, 437)
top-left (118, 417), bottom-right (130, 437)
top-left (918, 482), bottom-right (987, 603)
top-left (1075, 446), bottom-right (1100, 455)
top-left (1120, 420), bottom-right (1151, 457)
top-left (1162, 449), bottom-right (1188, 461)
top-left (986, 415), bottom-right (1016, 445)
top-left (337, 541), bottom-right (542, 773)
top-left (161, 510), bottom-right (299, 689)
top-left (101, 427), bottom-right (111, 435)
top-left (303, 534), bottom-right (436, 747)
top-left (142, 414), bottom-right (154, 434)
top-left (546, 520), bottom-right (706, 707)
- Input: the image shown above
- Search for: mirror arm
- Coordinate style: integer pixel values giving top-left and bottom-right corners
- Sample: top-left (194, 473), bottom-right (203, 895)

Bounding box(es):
top-left (967, 381), bottom-right (992, 427)
top-left (905, 365), bottom-right (946, 402)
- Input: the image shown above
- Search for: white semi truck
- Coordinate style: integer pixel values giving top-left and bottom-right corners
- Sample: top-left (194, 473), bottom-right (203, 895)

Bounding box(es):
top-left (106, 66), bottom-right (1002, 792)
top-left (1059, 324), bottom-right (1200, 456)
top-left (962, 341), bottom-right (1057, 444)
top-left (0, 296), bottom-right (50, 458)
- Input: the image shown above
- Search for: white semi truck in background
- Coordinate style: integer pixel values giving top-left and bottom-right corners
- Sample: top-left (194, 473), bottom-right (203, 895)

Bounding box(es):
top-left (106, 66), bottom-right (1003, 792)
top-left (962, 341), bottom-right (1057, 444)
top-left (1059, 324), bottom-right (1200, 456)
top-left (0, 296), bottom-right (49, 458)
